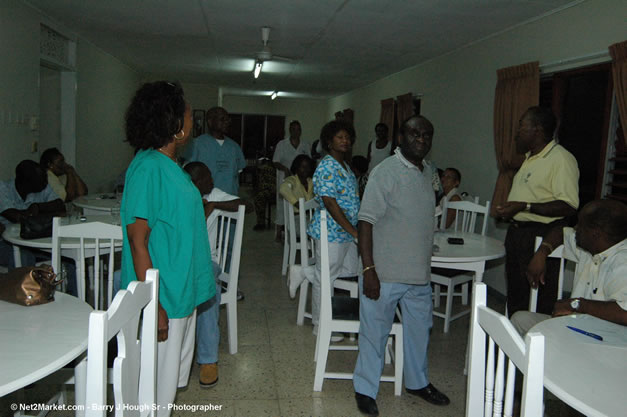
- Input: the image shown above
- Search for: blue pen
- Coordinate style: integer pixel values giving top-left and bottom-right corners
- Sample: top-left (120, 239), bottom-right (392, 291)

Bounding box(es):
top-left (566, 325), bottom-right (603, 341)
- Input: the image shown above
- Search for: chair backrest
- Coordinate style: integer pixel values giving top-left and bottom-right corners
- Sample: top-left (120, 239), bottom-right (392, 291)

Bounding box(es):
top-left (85, 268), bottom-right (158, 417)
top-left (214, 206), bottom-right (245, 292)
top-left (529, 236), bottom-right (577, 312)
top-left (441, 197), bottom-right (490, 235)
top-left (52, 216), bottom-right (123, 309)
top-left (318, 210), bottom-right (332, 323)
top-left (466, 282), bottom-right (544, 417)
top-left (298, 198), bottom-right (319, 268)
top-left (284, 197), bottom-right (298, 248)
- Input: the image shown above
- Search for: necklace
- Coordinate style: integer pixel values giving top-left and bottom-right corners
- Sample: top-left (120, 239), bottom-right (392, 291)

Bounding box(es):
top-left (158, 147), bottom-right (176, 161)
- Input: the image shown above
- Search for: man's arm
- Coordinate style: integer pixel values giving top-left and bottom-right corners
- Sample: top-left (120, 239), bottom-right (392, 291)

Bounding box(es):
top-left (202, 198), bottom-right (242, 219)
top-left (495, 200), bottom-right (577, 219)
top-left (553, 298), bottom-right (627, 326)
top-left (358, 220), bottom-right (380, 300)
top-left (526, 225), bottom-right (565, 288)
top-left (63, 165), bottom-right (88, 201)
top-left (0, 198), bottom-right (65, 223)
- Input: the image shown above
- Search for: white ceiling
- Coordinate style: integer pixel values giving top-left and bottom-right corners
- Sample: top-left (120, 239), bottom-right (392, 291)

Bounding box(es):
top-left (28, 0), bottom-right (577, 99)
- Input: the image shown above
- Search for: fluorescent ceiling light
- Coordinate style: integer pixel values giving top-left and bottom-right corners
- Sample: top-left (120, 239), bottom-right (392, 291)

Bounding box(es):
top-left (254, 61), bottom-right (263, 79)
top-left (270, 91), bottom-right (278, 100)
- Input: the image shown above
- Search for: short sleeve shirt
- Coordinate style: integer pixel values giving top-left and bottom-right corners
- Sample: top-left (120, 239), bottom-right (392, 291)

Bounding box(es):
top-left (0, 180), bottom-right (61, 227)
top-left (307, 155), bottom-right (359, 243)
top-left (563, 227), bottom-right (627, 310)
top-left (120, 150), bottom-right (214, 319)
top-left (358, 149), bottom-right (435, 285)
top-left (183, 134), bottom-right (246, 195)
top-left (508, 140), bottom-right (579, 223)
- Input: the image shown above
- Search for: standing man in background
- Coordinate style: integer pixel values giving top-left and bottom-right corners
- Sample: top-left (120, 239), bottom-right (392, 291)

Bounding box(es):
top-left (495, 106), bottom-right (579, 317)
top-left (184, 107), bottom-right (246, 196)
top-left (366, 123), bottom-right (392, 173)
top-left (273, 120), bottom-right (310, 240)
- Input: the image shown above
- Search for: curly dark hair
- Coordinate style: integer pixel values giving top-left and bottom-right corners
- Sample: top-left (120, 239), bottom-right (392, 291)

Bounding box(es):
top-left (319, 120), bottom-right (356, 152)
top-left (125, 81), bottom-right (187, 150)
top-left (290, 154), bottom-right (314, 175)
top-left (40, 147), bottom-right (62, 169)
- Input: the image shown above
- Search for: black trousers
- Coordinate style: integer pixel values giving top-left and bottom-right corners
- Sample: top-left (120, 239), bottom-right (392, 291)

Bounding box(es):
top-left (504, 219), bottom-right (567, 317)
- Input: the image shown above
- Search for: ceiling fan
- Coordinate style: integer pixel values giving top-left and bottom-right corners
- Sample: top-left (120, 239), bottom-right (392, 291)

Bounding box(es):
top-left (252, 27), bottom-right (293, 78)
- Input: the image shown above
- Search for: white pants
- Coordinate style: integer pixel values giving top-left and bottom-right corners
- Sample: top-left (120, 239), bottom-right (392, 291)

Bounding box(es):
top-left (156, 309), bottom-right (197, 417)
top-left (510, 310), bottom-right (550, 336)
top-left (312, 239), bottom-right (359, 326)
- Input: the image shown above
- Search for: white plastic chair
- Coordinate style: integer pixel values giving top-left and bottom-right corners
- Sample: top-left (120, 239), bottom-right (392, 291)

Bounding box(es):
top-left (281, 198), bottom-right (292, 277)
top-left (214, 205), bottom-right (245, 355)
top-left (466, 282), bottom-right (544, 417)
top-left (528, 236), bottom-right (576, 312)
top-left (84, 268), bottom-right (158, 417)
top-left (432, 198), bottom-right (491, 332)
top-left (52, 217), bottom-right (122, 310)
top-left (290, 198), bottom-right (359, 326)
top-left (313, 210), bottom-right (404, 396)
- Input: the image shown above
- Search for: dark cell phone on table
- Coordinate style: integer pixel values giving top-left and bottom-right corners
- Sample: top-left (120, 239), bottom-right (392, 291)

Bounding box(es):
top-left (447, 237), bottom-right (464, 245)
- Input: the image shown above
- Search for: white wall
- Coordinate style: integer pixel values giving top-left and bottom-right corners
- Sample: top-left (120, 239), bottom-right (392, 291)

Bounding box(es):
top-left (75, 39), bottom-right (140, 192)
top-left (222, 95), bottom-right (328, 145)
top-left (328, 0), bottom-right (626, 294)
top-left (0, 0), bottom-right (141, 192)
top-left (0, 0), bottom-right (41, 179)
top-left (38, 65), bottom-right (61, 153)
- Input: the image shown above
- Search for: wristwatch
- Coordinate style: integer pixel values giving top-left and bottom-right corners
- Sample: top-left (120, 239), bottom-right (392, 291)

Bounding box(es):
top-left (570, 298), bottom-right (580, 312)
top-left (525, 202), bottom-right (531, 212)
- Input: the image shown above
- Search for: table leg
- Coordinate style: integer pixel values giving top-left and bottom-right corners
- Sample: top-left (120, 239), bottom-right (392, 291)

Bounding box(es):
top-left (13, 245), bottom-right (21, 268)
top-left (73, 357), bottom-right (87, 417)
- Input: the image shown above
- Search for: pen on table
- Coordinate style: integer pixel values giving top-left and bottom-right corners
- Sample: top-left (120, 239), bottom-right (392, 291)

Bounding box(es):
top-left (566, 325), bottom-right (603, 341)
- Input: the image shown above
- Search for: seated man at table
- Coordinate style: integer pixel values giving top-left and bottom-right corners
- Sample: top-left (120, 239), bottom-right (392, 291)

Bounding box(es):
top-left (40, 147), bottom-right (88, 202)
top-left (511, 199), bottom-right (627, 335)
top-left (0, 160), bottom-right (65, 269)
top-left (184, 161), bottom-right (242, 388)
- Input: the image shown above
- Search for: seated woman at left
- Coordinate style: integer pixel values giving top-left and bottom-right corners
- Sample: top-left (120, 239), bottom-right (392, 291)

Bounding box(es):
top-left (40, 147), bottom-right (88, 202)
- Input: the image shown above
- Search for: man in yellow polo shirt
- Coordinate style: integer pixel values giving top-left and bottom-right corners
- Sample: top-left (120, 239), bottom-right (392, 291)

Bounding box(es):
top-left (495, 106), bottom-right (579, 317)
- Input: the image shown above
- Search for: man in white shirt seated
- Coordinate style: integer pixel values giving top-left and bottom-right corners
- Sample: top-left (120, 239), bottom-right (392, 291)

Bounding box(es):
top-left (511, 199), bottom-right (627, 335)
top-left (184, 162), bottom-right (243, 388)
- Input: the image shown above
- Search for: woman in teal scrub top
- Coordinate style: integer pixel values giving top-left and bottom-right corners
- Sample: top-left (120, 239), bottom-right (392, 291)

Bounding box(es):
top-left (122, 81), bottom-right (214, 416)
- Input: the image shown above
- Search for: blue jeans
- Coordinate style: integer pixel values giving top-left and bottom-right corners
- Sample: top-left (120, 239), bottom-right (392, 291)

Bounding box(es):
top-left (196, 261), bottom-right (223, 364)
top-left (353, 279), bottom-right (433, 399)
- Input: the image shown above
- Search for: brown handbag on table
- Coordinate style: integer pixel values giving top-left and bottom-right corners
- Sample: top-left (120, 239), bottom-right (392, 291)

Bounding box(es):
top-left (0, 265), bottom-right (64, 306)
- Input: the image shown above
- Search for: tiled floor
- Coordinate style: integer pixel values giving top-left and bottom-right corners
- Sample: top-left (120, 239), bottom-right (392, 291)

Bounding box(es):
top-left (1, 195), bottom-right (582, 416)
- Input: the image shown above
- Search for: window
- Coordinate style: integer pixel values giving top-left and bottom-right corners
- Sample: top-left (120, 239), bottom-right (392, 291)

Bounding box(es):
top-left (540, 63), bottom-right (614, 206)
top-left (228, 114), bottom-right (286, 159)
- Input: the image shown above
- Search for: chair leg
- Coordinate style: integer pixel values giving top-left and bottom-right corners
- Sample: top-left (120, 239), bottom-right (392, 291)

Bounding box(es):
top-left (394, 331), bottom-right (403, 396)
top-left (227, 299), bottom-right (238, 355)
top-left (444, 283), bottom-right (454, 333)
top-left (281, 240), bottom-right (289, 277)
top-left (385, 337), bottom-right (392, 364)
top-left (434, 284), bottom-right (441, 308)
top-left (313, 326), bottom-right (332, 391)
top-left (296, 280), bottom-right (309, 326)
top-left (461, 282), bottom-right (469, 305)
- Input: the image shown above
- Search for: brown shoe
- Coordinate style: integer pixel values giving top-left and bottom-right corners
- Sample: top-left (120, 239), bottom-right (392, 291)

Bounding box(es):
top-left (199, 363), bottom-right (218, 388)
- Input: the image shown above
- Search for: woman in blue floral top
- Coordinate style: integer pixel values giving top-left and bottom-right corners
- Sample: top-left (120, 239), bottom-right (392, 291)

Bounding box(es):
top-left (306, 120), bottom-right (360, 336)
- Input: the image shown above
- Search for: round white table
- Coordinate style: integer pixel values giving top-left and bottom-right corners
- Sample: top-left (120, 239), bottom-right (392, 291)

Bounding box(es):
top-left (73, 193), bottom-right (121, 215)
top-left (0, 292), bottom-right (92, 397)
top-left (432, 230), bottom-right (505, 281)
top-left (530, 314), bottom-right (627, 417)
top-left (2, 215), bottom-right (122, 303)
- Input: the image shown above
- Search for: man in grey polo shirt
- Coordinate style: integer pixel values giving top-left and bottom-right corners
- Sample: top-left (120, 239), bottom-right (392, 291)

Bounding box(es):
top-left (353, 115), bottom-right (449, 416)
